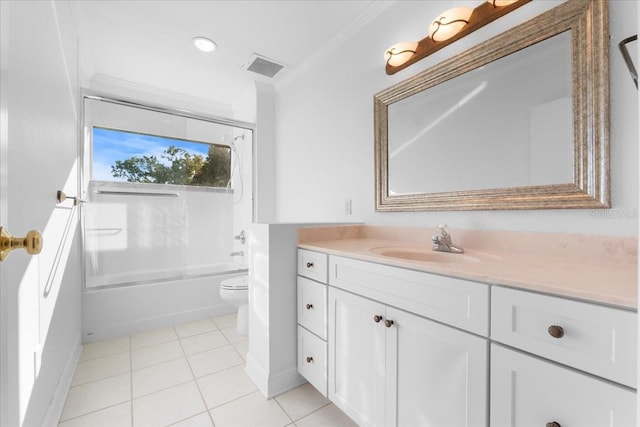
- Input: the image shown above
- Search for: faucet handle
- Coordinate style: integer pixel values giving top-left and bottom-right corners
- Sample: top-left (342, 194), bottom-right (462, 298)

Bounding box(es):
top-left (234, 230), bottom-right (246, 245)
top-left (437, 224), bottom-right (450, 237)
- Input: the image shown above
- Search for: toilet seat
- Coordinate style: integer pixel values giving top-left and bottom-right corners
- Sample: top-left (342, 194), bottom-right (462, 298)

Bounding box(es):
top-left (220, 275), bottom-right (248, 291)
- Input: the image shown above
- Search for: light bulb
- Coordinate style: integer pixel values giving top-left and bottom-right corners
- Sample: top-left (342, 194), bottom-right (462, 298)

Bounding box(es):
top-left (384, 41), bottom-right (419, 67)
top-left (488, 0), bottom-right (519, 6)
top-left (429, 7), bottom-right (473, 42)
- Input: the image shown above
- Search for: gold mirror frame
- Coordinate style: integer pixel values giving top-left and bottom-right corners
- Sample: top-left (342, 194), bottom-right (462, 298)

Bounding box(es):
top-left (374, 0), bottom-right (609, 211)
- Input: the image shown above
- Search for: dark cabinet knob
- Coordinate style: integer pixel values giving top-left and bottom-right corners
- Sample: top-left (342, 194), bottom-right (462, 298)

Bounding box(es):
top-left (548, 325), bottom-right (565, 339)
top-left (373, 315), bottom-right (383, 323)
top-left (306, 303), bottom-right (313, 310)
top-left (546, 422), bottom-right (561, 427)
top-left (306, 356), bottom-right (313, 363)
top-left (306, 262), bottom-right (314, 268)
top-left (385, 319), bottom-right (394, 328)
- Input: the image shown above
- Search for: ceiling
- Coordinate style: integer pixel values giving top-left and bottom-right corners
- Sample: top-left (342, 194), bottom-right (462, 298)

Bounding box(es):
top-left (69, 0), bottom-right (381, 106)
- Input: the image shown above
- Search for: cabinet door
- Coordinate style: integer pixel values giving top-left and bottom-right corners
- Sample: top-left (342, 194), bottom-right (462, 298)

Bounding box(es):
top-left (491, 344), bottom-right (636, 427)
top-left (328, 287), bottom-right (386, 427)
top-left (386, 307), bottom-right (488, 427)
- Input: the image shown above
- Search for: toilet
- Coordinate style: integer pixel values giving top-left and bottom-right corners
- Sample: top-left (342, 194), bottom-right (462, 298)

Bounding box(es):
top-left (220, 275), bottom-right (249, 335)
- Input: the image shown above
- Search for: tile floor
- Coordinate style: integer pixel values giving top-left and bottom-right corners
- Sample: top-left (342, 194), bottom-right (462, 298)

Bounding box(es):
top-left (58, 314), bottom-right (357, 427)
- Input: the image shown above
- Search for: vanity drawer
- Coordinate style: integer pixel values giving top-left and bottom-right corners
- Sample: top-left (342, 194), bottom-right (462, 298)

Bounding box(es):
top-left (297, 325), bottom-right (327, 397)
top-left (298, 249), bottom-right (328, 283)
top-left (491, 286), bottom-right (637, 388)
top-left (297, 276), bottom-right (327, 339)
top-left (491, 344), bottom-right (636, 427)
top-left (329, 255), bottom-right (489, 336)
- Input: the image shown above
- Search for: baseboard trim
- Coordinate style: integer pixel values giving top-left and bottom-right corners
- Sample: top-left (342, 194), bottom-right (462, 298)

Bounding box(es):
top-left (266, 366), bottom-right (306, 398)
top-left (40, 335), bottom-right (82, 427)
top-left (245, 352), bottom-right (305, 399)
top-left (82, 304), bottom-right (236, 343)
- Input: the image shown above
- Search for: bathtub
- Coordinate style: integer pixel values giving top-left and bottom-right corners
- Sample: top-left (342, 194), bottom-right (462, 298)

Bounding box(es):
top-left (86, 261), bottom-right (247, 289)
top-left (81, 263), bottom-right (248, 343)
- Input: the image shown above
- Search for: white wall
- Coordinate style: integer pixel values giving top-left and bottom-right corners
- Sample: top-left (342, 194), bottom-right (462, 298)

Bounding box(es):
top-left (274, 1), bottom-right (639, 237)
top-left (246, 223), bottom-right (304, 398)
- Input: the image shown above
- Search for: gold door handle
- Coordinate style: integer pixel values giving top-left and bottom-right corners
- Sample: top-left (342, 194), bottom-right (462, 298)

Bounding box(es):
top-left (57, 190), bottom-right (86, 206)
top-left (0, 227), bottom-right (43, 261)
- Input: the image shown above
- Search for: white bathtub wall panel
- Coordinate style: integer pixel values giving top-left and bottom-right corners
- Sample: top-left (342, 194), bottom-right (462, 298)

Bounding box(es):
top-left (82, 273), bottom-right (242, 342)
top-left (84, 181), bottom-right (234, 289)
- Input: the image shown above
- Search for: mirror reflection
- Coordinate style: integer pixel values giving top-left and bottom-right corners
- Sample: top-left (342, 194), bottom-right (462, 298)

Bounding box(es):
top-left (388, 32), bottom-right (572, 195)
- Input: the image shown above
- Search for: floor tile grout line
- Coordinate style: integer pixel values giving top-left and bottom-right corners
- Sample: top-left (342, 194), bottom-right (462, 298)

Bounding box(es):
top-left (130, 336), bottom-right (180, 351)
top-left (178, 336), bottom-right (216, 426)
top-left (206, 389), bottom-right (257, 412)
top-left (273, 396), bottom-right (295, 425)
top-left (132, 376), bottom-right (196, 401)
top-left (58, 399), bottom-right (132, 424)
top-left (77, 347), bottom-right (131, 363)
top-left (181, 341), bottom-right (235, 358)
top-left (69, 363), bottom-right (132, 388)
top-left (291, 401), bottom-right (333, 423)
top-left (165, 410), bottom-right (213, 427)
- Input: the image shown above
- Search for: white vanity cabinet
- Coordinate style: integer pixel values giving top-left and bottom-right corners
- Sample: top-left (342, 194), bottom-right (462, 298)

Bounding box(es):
top-left (490, 286), bottom-right (637, 426)
top-left (296, 248), bottom-right (637, 427)
top-left (328, 257), bottom-right (489, 427)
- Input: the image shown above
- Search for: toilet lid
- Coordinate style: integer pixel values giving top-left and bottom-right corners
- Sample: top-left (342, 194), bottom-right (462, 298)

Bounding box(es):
top-left (221, 275), bottom-right (248, 290)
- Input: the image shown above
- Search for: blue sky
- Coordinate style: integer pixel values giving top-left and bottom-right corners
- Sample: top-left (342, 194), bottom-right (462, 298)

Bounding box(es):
top-left (92, 127), bottom-right (210, 181)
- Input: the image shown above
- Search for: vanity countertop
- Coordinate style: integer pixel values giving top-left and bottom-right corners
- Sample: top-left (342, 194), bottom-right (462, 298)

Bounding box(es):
top-left (298, 225), bottom-right (638, 310)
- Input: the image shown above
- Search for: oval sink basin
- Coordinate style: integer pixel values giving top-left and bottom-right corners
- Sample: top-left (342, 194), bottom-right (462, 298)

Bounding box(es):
top-left (370, 246), bottom-right (480, 263)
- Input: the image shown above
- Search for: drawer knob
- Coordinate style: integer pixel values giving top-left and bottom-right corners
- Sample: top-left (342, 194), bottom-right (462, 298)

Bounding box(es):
top-left (373, 315), bottom-right (383, 323)
top-left (546, 422), bottom-right (561, 427)
top-left (306, 303), bottom-right (313, 310)
top-left (306, 262), bottom-right (314, 268)
top-left (306, 356), bottom-right (313, 363)
top-left (385, 319), bottom-right (395, 328)
top-left (548, 325), bottom-right (565, 339)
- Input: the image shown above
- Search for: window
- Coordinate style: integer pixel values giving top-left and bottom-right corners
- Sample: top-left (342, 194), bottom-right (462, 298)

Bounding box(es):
top-left (92, 127), bottom-right (231, 188)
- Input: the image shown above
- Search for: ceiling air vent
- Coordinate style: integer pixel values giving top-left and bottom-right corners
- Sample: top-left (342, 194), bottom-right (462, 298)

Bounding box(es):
top-left (244, 54), bottom-right (285, 78)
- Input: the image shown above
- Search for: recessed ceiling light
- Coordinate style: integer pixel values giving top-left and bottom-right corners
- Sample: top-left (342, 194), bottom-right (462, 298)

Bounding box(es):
top-left (192, 37), bottom-right (217, 53)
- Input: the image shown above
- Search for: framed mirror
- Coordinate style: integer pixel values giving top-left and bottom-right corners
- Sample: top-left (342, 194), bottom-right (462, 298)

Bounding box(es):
top-left (374, 0), bottom-right (609, 211)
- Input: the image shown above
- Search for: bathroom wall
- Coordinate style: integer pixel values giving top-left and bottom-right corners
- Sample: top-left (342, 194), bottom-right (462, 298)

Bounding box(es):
top-left (273, 1), bottom-right (639, 237)
top-left (234, 82), bottom-right (278, 224)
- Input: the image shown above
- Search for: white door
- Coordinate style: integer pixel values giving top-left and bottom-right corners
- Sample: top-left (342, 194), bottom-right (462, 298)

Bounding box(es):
top-left (1, 3), bottom-right (9, 425)
top-left (386, 307), bottom-right (488, 427)
top-left (0, 2), bottom-right (79, 425)
top-left (328, 287), bottom-right (386, 426)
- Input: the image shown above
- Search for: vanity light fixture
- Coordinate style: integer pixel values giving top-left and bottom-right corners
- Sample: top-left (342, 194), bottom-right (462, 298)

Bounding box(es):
top-left (385, 41), bottom-right (419, 67)
top-left (192, 36), bottom-right (217, 53)
top-left (385, 0), bottom-right (531, 75)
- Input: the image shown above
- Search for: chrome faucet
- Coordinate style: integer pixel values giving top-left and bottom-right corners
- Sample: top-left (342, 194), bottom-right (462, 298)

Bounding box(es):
top-left (432, 224), bottom-right (464, 254)
top-left (233, 230), bottom-right (246, 245)
top-left (230, 250), bottom-right (244, 257)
